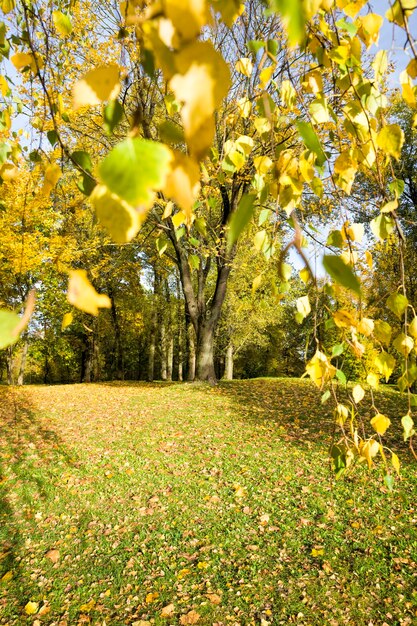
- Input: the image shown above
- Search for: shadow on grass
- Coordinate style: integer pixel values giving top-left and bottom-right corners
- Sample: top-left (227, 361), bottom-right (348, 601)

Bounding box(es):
top-left (0, 387), bottom-right (75, 614)
top-left (207, 378), bottom-right (413, 458)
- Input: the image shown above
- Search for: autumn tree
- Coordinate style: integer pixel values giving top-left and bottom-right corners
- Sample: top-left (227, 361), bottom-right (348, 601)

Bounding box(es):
top-left (2, 0), bottom-right (417, 471)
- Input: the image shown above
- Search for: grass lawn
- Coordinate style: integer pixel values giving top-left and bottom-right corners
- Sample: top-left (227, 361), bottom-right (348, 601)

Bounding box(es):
top-left (0, 379), bottom-right (416, 626)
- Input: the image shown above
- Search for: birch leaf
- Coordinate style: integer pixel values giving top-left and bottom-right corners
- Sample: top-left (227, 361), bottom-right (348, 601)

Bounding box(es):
top-left (170, 41), bottom-right (230, 159)
top-left (72, 65), bottom-right (120, 110)
top-left (67, 270), bottom-right (111, 316)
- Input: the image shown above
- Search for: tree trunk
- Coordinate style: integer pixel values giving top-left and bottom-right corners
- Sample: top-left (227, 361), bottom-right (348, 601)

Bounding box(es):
top-left (160, 320), bottom-right (167, 380)
top-left (187, 319), bottom-right (196, 381)
top-left (6, 347), bottom-right (13, 385)
top-left (178, 323), bottom-right (183, 381)
top-left (17, 337), bottom-right (29, 386)
top-left (195, 322), bottom-right (216, 384)
top-left (223, 341), bottom-right (234, 380)
top-left (167, 335), bottom-right (174, 381)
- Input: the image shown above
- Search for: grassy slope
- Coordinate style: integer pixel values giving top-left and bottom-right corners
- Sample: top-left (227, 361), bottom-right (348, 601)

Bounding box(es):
top-left (0, 379), bottom-right (416, 626)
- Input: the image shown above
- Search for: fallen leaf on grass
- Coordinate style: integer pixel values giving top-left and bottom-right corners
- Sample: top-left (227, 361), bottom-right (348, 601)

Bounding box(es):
top-left (311, 548), bottom-right (324, 557)
top-left (205, 593), bottom-right (221, 605)
top-left (1, 570), bottom-right (13, 583)
top-left (24, 601), bottom-right (39, 615)
top-left (161, 603), bottom-right (175, 617)
top-left (45, 549), bottom-right (60, 563)
top-left (145, 591), bottom-right (159, 603)
top-left (38, 604), bottom-right (51, 617)
top-left (180, 610), bottom-right (200, 624)
top-left (79, 599), bottom-right (95, 612)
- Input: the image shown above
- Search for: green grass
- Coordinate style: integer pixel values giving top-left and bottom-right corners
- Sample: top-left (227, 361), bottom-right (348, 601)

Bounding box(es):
top-left (0, 379), bottom-right (416, 625)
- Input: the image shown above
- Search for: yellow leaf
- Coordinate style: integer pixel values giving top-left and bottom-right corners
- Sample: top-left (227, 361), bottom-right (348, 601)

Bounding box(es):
top-left (1, 0), bottom-right (15, 14)
top-left (45, 549), bottom-right (60, 563)
top-left (90, 184), bottom-right (145, 243)
top-left (146, 592), bottom-right (160, 604)
top-left (52, 10), bottom-right (72, 37)
top-left (376, 124), bottom-right (404, 160)
top-left (352, 384), bottom-right (365, 403)
top-left (370, 413), bottom-right (391, 436)
top-left (296, 295), bottom-right (311, 320)
top-left (367, 372), bottom-right (379, 389)
top-left (252, 274), bottom-right (262, 294)
top-left (334, 152), bottom-right (357, 194)
top-left (259, 65), bottom-right (275, 88)
top-left (234, 484), bottom-right (246, 498)
top-left (236, 96), bottom-right (251, 118)
top-left (359, 439), bottom-right (379, 468)
top-left (165, 0), bottom-right (209, 41)
top-left (180, 610), bottom-right (200, 625)
top-left (253, 155), bottom-right (273, 175)
top-left (24, 601), bottom-right (39, 615)
top-left (333, 309), bottom-right (356, 329)
top-left (408, 316), bottom-right (417, 339)
top-left (306, 350), bottom-right (336, 388)
top-left (391, 452), bottom-right (400, 476)
top-left (205, 593), bottom-right (221, 605)
top-left (62, 312), bottom-right (73, 330)
top-left (11, 52), bottom-right (42, 73)
top-left (356, 13), bottom-right (383, 48)
top-left (42, 163), bottom-right (61, 196)
top-left (72, 65), bottom-right (120, 110)
top-left (164, 151), bottom-right (200, 223)
top-left (365, 250), bottom-right (373, 269)
top-left (1, 571), bottom-right (13, 583)
top-left (170, 41), bottom-right (230, 159)
top-left (311, 548), bottom-right (324, 557)
top-left (406, 58), bottom-right (417, 79)
top-left (67, 270), bottom-right (111, 316)
top-left (235, 57), bottom-right (253, 77)
top-left (79, 599), bottom-right (96, 613)
top-left (346, 223), bottom-right (364, 243)
top-left (161, 603), bottom-right (175, 617)
top-left (357, 317), bottom-right (374, 337)
top-left (393, 332), bottom-right (414, 356)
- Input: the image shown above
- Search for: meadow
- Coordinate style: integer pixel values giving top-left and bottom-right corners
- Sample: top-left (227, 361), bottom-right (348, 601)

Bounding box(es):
top-left (0, 380), bottom-right (416, 626)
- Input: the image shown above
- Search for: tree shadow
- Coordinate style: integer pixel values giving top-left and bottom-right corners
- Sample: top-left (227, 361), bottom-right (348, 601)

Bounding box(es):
top-left (207, 378), bottom-right (414, 459)
top-left (0, 387), bottom-right (75, 616)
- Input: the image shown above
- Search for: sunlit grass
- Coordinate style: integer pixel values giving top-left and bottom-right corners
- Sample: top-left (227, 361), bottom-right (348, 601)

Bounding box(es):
top-left (1, 380), bottom-right (416, 625)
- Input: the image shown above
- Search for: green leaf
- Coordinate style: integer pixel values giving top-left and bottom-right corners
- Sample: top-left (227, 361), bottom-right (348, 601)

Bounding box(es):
top-left (370, 213), bottom-right (395, 240)
top-left (103, 99), bottom-right (123, 135)
top-left (332, 343), bottom-right (344, 357)
top-left (336, 369), bottom-right (347, 385)
top-left (321, 390), bottom-right (331, 404)
top-left (77, 173), bottom-right (96, 196)
top-left (158, 120), bottom-right (185, 145)
top-left (227, 193), bottom-right (256, 250)
top-left (322, 255), bottom-right (361, 295)
top-left (72, 150), bottom-right (93, 173)
top-left (0, 141), bottom-right (11, 164)
top-left (296, 121), bottom-right (327, 166)
top-left (98, 138), bottom-right (172, 207)
top-left (386, 292), bottom-right (408, 319)
top-left (47, 130), bottom-right (58, 147)
top-left (270, 0), bottom-right (307, 46)
top-left (401, 413), bottom-right (415, 441)
top-left (384, 474), bottom-right (394, 492)
top-left (0, 309), bottom-right (20, 349)
top-left (326, 229), bottom-right (344, 248)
